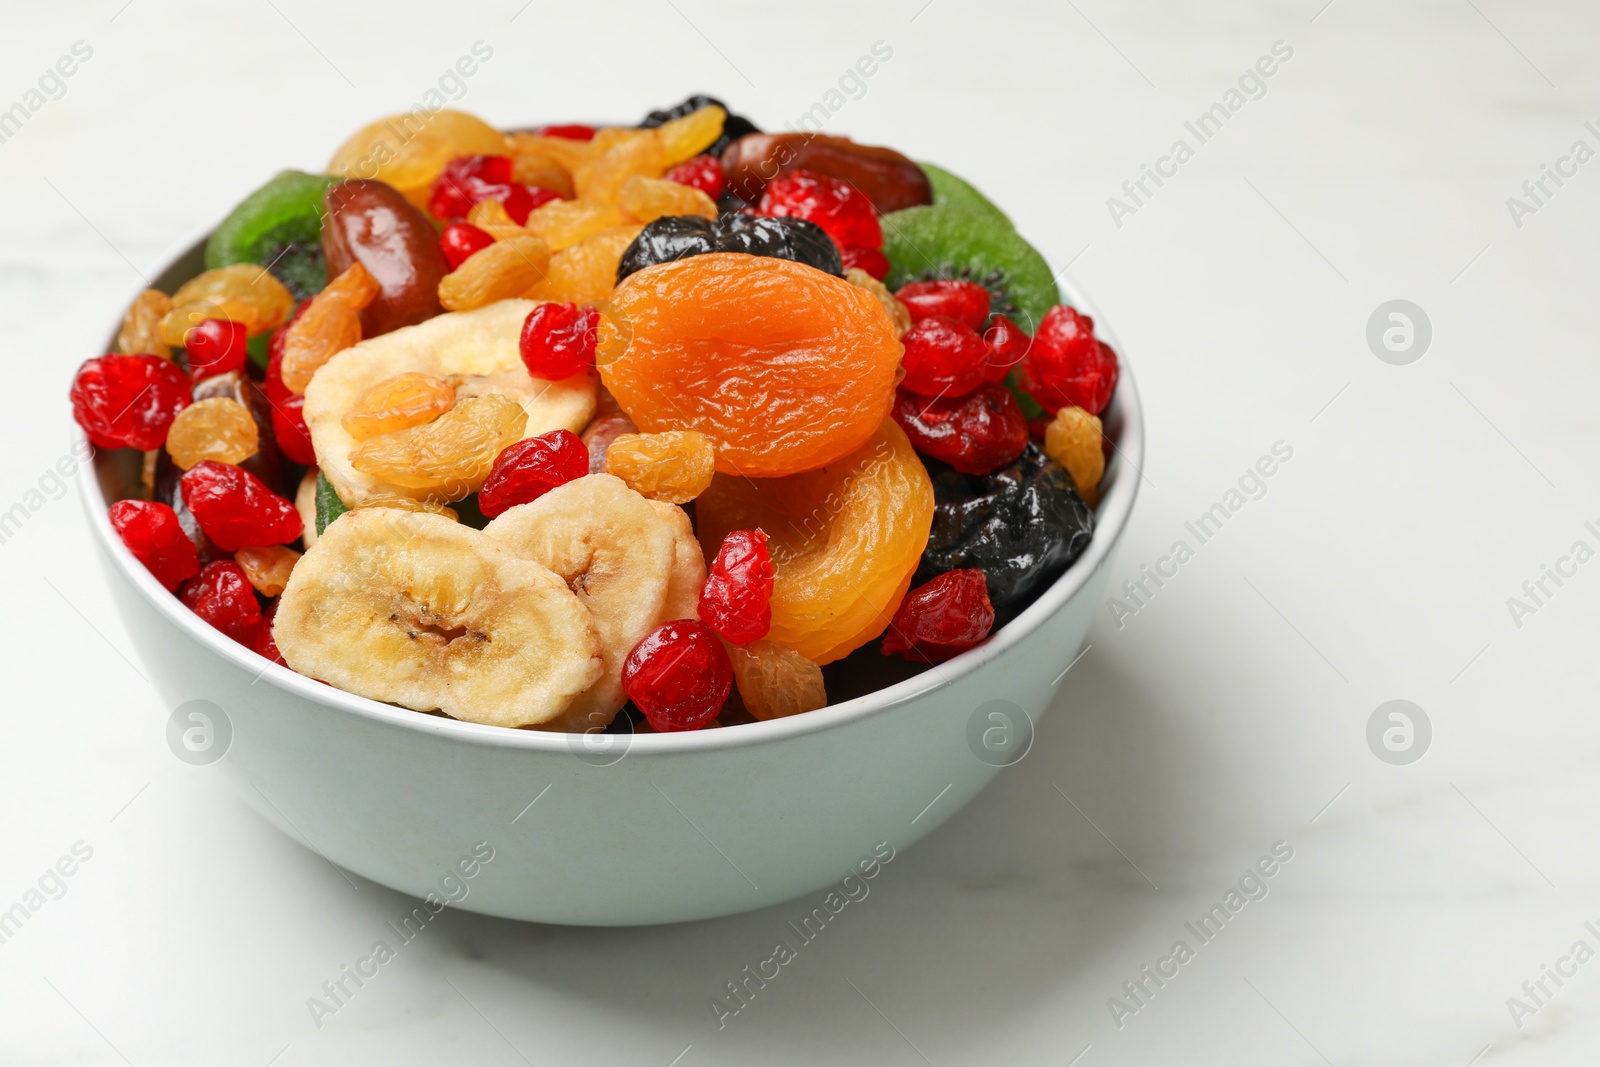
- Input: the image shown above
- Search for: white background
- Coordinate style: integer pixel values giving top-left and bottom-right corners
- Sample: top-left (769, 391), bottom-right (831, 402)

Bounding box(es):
top-left (3, 0), bottom-right (1598, 1063)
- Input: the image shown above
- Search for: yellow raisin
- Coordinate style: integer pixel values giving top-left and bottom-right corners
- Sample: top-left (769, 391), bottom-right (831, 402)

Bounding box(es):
top-left (656, 105), bottom-right (725, 166)
top-left (533, 225), bottom-right (643, 305)
top-left (349, 393), bottom-right (528, 495)
top-left (279, 295), bottom-right (363, 394)
top-left (161, 264), bottom-right (294, 344)
top-left (522, 198), bottom-right (627, 252)
top-left (1043, 406), bottom-right (1105, 506)
top-left (115, 289), bottom-right (173, 360)
top-left (619, 175), bottom-right (718, 223)
top-left (604, 430), bottom-right (715, 504)
top-left (846, 268), bottom-right (912, 339)
top-left (508, 152), bottom-right (575, 198)
top-left (343, 373), bottom-right (456, 441)
top-left (504, 131), bottom-right (589, 175)
top-left (234, 544), bottom-right (301, 597)
top-left (729, 640), bottom-right (827, 720)
top-left (574, 133), bottom-right (666, 205)
top-left (466, 199), bottom-right (531, 241)
top-left (328, 110), bottom-right (506, 208)
top-left (437, 235), bottom-right (550, 311)
top-left (321, 260), bottom-right (381, 309)
top-left (164, 397), bottom-right (260, 470)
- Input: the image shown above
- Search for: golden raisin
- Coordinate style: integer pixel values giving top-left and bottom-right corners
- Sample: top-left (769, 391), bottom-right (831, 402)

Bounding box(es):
top-left (846, 268), bottom-right (911, 339)
top-left (604, 430), bottom-right (715, 504)
top-left (437, 235), bottom-right (550, 311)
top-left (1043, 406), bottom-right (1105, 506)
top-left (574, 133), bottom-right (666, 205)
top-left (656, 105), bottom-right (725, 166)
top-left (619, 175), bottom-right (718, 223)
top-left (729, 640), bottom-right (827, 720)
top-left (164, 397), bottom-right (260, 470)
top-left (234, 544), bottom-right (301, 597)
top-left (523, 199), bottom-right (627, 252)
top-left (115, 289), bottom-right (173, 360)
top-left (349, 393), bottom-right (527, 496)
top-left (328, 110), bottom-right (506, 208)
top-left (320, 260), bottom-right (381, 309)
top-left (342, 373), bottom-right (456, 441)
top-left (280, 297), bottom-right (361, 395)
top-left (534, 225), bottom-right (643, 305)
top-left (161, 264), bottom-right (294, 344)
top-left (508, 151), bottom-right (575, 199)
top-left (466, 199), bottom-right (531, 241)
top-left (504, 131), bottom-right (589, 175)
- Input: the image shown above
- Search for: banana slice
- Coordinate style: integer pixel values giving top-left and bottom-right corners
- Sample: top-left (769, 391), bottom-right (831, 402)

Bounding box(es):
top-left (274, 508), bottom-right (602, 728)
top-left (295, 468), bottom-right (319, 549)
top-left (649, 500), bottom-right (707, 622)
top-left (483, 474), bottom-right (677, 732)
top-left (304, 300), bottom-right (596, 509)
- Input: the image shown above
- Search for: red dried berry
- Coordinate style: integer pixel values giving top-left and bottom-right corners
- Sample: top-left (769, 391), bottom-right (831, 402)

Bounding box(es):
top-left (622, 620), bottom-right (733, 732)
top-left (520, 302), bottom-right (598, 380)
top-left (1019, 305), bottom-right (1119, 416)
top-left (536, 124), bottom-right (596, 141)
top-left (180, 560), bottom-right (263, 643)
top-left (899, 316), bottom-right (991, 397)
top-left (248, 599), bottom-right (287, 666)
top-left (184, 318), bottom-right (249, 381)
top-left (891, 383), bottom-right (1029, 475)
top-left (179, 460), bottom-right (302, 552)
top-left (981, 314), bottom-right (1031, 383)
top-left (894, 280), bottom-right (991, 331)
top-left (840, 246), bottom-right (890, 280)
top-left (109, 499), bottom-right (200, 591)
top-left (881, 569), bottom-right (995, 663)
top-left (663, 154), bottom-right (725, 200)
top-left (757, 169), bottom-right (882, 251)
top-left (427, 155), bottom-right (560, 224)
top-left (477, 430), bottom-right (589, 517)
top-left (698, 529), bottom-right (774, 644)
top-left (70, 354), bottom-right (191, 450)
top-left (440, 222), bottom-right (495, 270)
top-left (271, 393), bottom-right (316, 466)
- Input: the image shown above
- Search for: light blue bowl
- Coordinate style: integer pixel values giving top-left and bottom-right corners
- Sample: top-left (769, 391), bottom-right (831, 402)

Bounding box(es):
top-left (80, 237), bottom-right (1143, 925)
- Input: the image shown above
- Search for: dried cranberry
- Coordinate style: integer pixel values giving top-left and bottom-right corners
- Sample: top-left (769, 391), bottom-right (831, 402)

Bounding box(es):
top-left (179, 460), bottom-right (302, 552)
top-left (477, 430), bottom-right (589, 517)
top-left (892, 383), bottom-right (1028, 475)
top-left (881, 569), bottom-right (994, 663)
top-left (520, 302), bottom-right (598, 380)
top-left (698, 530), bottom-right (773, 644)
top-left (248, 599), bottom-right (287, 666)
top-left (427, 155), bottom-right (559, 224)
top-left (899, 316), bottom-right (991, 397)
top-left (840, 246), bottom-right (889, 280)
top-left (663, 154), bottom-right (724, 200)
top-left (1019, 306), bottom-right (1119, 415)
top-left (536, 124), bottom-right (596, 140)
top-left (180, 560), bottom-right (262, 643)
top-left (756, 169), bottom-right (882, 252)
top-left (271, 393), bottom-right (316, 466)
top-left (440, 222), bottom-right (495, 270)
top-left (70, 355), bottom-right (191, 450)
top-left (497, 183), bottom-right (561, 224)
top-left (184, 318), bottom-right (249, 381)
top-left (895, 280), bottom-right (991, 331)
top-left (982, 314), bottom-right (1031, 382)
top-left (622, 620), bottom-right (733, 732)
top-left (109, 499), bottom-right (200, 591)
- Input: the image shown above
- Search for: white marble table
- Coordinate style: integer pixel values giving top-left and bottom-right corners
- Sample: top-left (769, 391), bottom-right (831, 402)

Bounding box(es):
top-left (3, 1), bottom-right (1597, 1063)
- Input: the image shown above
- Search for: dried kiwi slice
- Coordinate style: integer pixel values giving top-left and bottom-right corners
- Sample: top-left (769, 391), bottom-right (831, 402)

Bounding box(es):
top-left (881, 204), bottom-right (1060, 333)
top-left (920, 162), bottom-right (1011, 226)
top-left (314, 469), bottom-right (348, 536)
top-left (206, 170), bottom-right (339, 301)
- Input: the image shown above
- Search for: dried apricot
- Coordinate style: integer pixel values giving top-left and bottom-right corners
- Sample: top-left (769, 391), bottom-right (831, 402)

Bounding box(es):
top-left (696, 420), bottom-right (934, 663)
top-left (604, 430), bottom-right (715, 503)
top-left (523, 198), bottom-right (627, 252)
top-left (342, 372), bottom-right (456, 440)
top-left (619, 175), bottom-right (718, 223)
top-left (234, 544), bottom-right (301, 597)
top-left (534, 225), bottom-right (643, 305)
top-left (349, 393), bottom-right (527, 498)
top-left (729, 640), bottom-right (827, 720)
top-left (161, 264), bottom-right (294, 344)
top-left (115, 289), bottom-right (173, 359)
top-left (327, 110), bottom-right (506, 208)
top-left (1043, 405), bottom-right (1105, 505)
top-left (437, 235), bottom-right (550, 311)
top-left (599, 254), bottom-right (903, 477)
top-left (165, 397), bottom-right (260, 470)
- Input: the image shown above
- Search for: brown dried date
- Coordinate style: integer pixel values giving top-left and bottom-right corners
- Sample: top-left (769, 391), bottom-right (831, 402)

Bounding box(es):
top-left (720, 133), bottom-right (932, 213)
top-left (321, 179), bottom-right (449, 337)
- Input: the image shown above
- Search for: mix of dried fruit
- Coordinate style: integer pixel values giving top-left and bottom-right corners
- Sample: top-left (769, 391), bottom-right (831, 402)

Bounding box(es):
top-left (75, 97), bottom-right (1119, 734)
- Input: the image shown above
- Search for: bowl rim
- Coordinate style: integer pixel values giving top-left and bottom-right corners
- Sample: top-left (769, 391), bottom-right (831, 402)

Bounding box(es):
top-left (77, 226), bottom-right (1144, 755)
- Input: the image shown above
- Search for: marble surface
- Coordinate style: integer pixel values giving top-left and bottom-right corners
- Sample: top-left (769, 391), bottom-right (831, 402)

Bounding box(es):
top-left (3, 0), bottom-right (1598, 1062)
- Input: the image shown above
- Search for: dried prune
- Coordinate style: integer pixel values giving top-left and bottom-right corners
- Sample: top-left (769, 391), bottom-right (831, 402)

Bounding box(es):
top-left (638, 94), bottom-right (758, 159)
top-left (615, 216), bottom-right (716, 280)
top-left (615, 213), bottom-right (842, 283)
top-left (914, 442), bottom-right (1093, 611)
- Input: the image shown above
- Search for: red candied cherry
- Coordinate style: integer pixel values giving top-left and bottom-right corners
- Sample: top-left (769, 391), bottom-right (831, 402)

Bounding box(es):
top-left (894, 280), bottom-right (991, 331)
top-left (109, 500), bottom-right (200, 591)
top-left (270, 393), bottom-right (316, 466)
top-left (520, 302), bottom-right (598, 380)
top-left (179, 460), bottom-right (302, 552)
top-left (881, 569), bottom-right (995, 663)
top-left (899, 316), bottom-right (991, 397)
top-left (757, 169), bottom-right (882, 251)
top-left (840, 246), bottom-right (890, 280)
top-left (180, 560), bottom-right (262, 643)
top-left (891, 383), bottom-right (1028, 475)
top-left (477, 430), bottom-right (589, 517)
top-left (622, 620), bottom-right (733, 732)
top-left (663, 154), bottom-right (725, 200)
top-left (185, 318), bottom-right (249, 381)
top-left (428, 155), bottom-right (513, 219)
top-left (1019, 305), bottom-right (1119, 415)
top-left (982, 314), bottom-right (1031, 382)
top-left (698, 530), bottom-right (774, 645)
top-left (440, 222), bottom-right (495, 270)
top-left (536, 124), bottom-right (596, 141)
top-left (248, 599), bottom-right (287, 666)
top-left (495, 183), bottom-right (561, 225)
top-left (70, 354), bottom-right (191, 450)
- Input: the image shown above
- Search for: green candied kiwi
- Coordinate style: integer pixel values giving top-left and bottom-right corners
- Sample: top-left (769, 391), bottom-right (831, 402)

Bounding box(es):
top-left (314, 470), bottom-right (348, 536)
top-left (919, 162), bottom-right (1011, 226)
top-left (206, 170), bottom-right (340, 301)
top-left (880, 204), bottom-right (1061, 335)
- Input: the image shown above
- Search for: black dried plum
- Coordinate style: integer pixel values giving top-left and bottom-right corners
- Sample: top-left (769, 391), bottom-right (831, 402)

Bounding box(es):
top-left (914, 442), bottom-right (1094, 611)
top-left (638, 94), bottom-right (759, 158)
top-left (616, 214), bottom-right (843, 283)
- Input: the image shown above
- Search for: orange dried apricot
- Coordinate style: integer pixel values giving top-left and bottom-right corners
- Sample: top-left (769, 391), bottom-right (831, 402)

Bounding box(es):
top-left (604, 430), bottom-right (715, 503)
top-left (437, 235), bottom-right (550, 311)
top-left (619, 175), bottom-right (717, 223)
top-left (599, 253), bottom-right (903, 477)
top-left (696, 419), bottom-right (934, 663)
top-left (342, 372), bottom-right (456, 441)
top-left (534, 225), bottom-right (643, 305)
